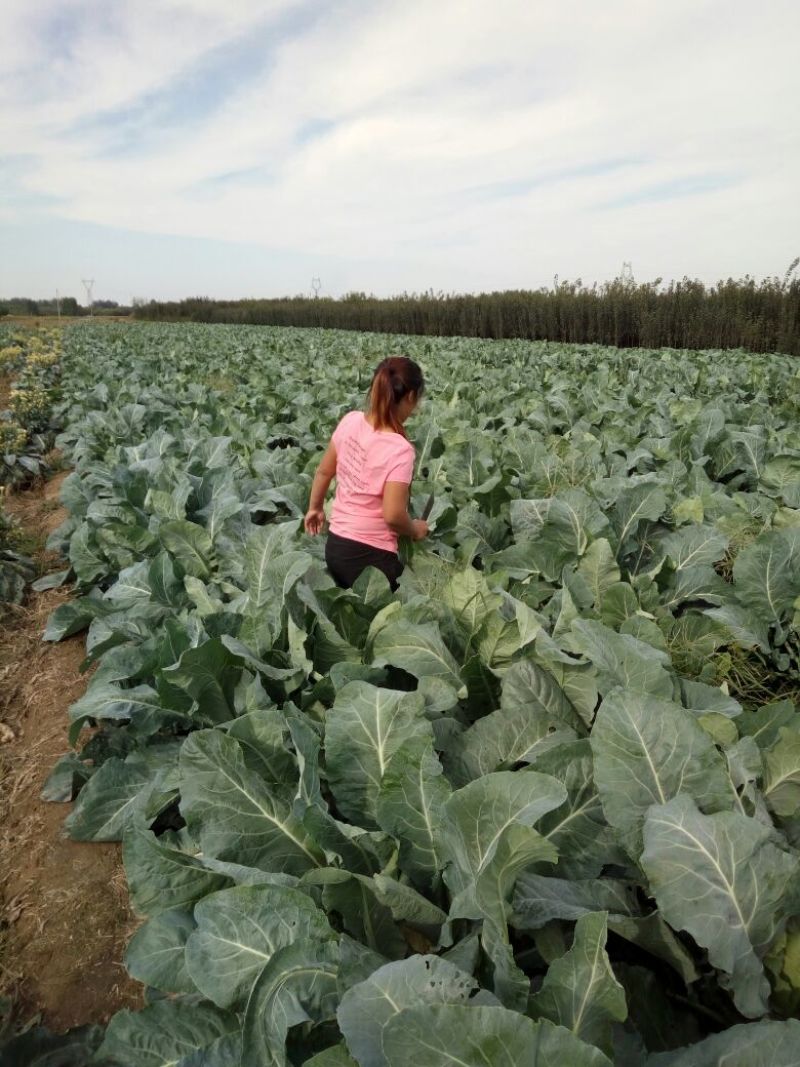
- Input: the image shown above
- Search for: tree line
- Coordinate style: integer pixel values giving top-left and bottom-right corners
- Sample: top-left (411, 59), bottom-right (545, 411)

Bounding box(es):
top-left (134, 268), bottom-right (800, 355)
top-left (0, 298), bottom-right (129, 317)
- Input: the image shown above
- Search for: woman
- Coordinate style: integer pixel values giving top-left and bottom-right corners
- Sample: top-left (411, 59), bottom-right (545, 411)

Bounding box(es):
top-left (304, 356), bottom-right (428, 590)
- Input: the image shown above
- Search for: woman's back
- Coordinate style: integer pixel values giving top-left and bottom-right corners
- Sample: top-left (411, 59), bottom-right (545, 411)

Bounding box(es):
top-left (304, 354), bottom-right (427, 591)
top-left (329, 410), bottom-right (415, 552)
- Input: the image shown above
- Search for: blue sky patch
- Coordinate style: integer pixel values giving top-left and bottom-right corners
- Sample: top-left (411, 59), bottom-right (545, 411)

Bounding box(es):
top-left (599, 172), bottom-right (740, 210)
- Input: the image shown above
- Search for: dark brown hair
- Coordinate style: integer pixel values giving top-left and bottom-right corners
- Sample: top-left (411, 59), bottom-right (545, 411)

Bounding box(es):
top-left (367, 356), bottom-right (425, 437)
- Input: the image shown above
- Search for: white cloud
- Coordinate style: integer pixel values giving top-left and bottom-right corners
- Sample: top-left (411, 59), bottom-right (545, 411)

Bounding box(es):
top-left (1, 0), bottom-right (799, 295)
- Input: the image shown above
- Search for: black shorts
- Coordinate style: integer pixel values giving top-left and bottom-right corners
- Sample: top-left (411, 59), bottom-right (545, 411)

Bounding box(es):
top-left (325, 531), bottom-right (404, 591)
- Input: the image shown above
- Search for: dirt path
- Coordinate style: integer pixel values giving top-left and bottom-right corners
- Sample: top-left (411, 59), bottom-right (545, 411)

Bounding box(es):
top-left (0, 471), bottom-right (142, 1032)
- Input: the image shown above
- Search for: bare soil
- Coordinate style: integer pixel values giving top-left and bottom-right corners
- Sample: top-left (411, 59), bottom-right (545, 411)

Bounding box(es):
top-left (0, 471), bottom-right (142, 1033)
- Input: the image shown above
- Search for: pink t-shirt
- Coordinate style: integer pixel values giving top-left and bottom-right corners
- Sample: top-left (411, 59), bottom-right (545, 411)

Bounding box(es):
top-left (329, 411), bottom-right (415, 552)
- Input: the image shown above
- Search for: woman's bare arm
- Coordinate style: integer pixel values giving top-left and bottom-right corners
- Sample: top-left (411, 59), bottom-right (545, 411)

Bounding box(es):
top-left (383, 481), bottom-right (427, 540)
top-left (305, 442), bottom-right (337, 534)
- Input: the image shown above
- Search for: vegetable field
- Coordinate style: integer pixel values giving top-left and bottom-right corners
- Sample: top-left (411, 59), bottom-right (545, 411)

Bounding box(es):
top-left (10, 322), bottom-right (800, 1064)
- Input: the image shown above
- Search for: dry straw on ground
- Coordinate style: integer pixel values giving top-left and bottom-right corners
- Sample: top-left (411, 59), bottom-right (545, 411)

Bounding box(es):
top-left (0, 472), bottom-right (142, 1032)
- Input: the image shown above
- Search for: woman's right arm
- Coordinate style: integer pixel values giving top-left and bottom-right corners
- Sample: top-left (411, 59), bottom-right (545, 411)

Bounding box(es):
top-left (383, 481), bottom-right (427, 541)
top-left (304, 441), bottom-right (337, 534)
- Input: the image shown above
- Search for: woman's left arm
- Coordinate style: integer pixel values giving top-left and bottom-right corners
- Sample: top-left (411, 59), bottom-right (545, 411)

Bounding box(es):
top-left (304, 442), bottom-right (337, 534)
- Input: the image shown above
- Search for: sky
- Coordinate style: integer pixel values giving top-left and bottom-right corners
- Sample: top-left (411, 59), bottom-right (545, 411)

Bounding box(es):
top-left (1, 0), bottom-right (798, 304)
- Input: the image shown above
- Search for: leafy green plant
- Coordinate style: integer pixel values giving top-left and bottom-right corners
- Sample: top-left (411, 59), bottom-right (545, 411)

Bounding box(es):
top-left (35, 321), bottom-right (800, 1064)
top-left (0, 492), bottom-right (35, 609)
top-left (0, 325), bottom-right (61, 485)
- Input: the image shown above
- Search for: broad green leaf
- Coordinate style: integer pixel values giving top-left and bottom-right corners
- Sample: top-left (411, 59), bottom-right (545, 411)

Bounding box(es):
top-left (0, 1023), bottom-right (105, 1066)
top-left (612, 482), bottom-right (667, 551)
top-left (185, 884), bottom-right (333, 1008)
top-left (159, 519), bottom-right (215, 578)
top-left (304, 1047), bottom-right (358, 1067)
top-left (162, 639), bottom-right (242, 724)
top-left (441, 565), bottom-right (501, 637)
top-left (698, 712), bottom-right (738, 747)
top-left (65, 756), bottom-right (152, 841)
top-left (300, 806), bottom-right (395, 877)
top-left (67, 681), bottom-right (163, 743)
top-left (729, 426), bottom-right (768, 481)
top-left (337, 955), bottom-right (490, 1067)
top-left (179, 730), bottom-right (323, 874)
top-left (225, 707), bottom-right (296, 801)
top-left (240, 939), bottom-right (339, 1067)
top-left (513, 874), bottom-right (638, 929)
top-left (482, 915), bottom-right (531, 1009)
top-left (442, 771), bottom-right (565, 918)
top-left (371, 618), bottom-right (463, 692)
top-left (732, 528), bottom-right (800, 627)
top-left (606, 911), bottom-right (699, 985)
top-left (195, 478), bottom-right (243, 541)
top-left (679, 678), bottom-right (742, 718)
top-left (97, 1000), bottom-right (237, 1067)
top-left (577, 538), bottom-right (620, 606)
top-left (501, 658), bottom-right (585, 729)
top-left (553, 576), bottom-right (581, 637)
top-left (598, 581), bottom-right (640, 628)
top-left (124, 907), bottom-right (197, 995)
top-left (662, 564), bottom-right (731, 610)
top-left (191, 435), bottom-right (233, 470)
top-left (642, 794), bottom-right (800, 1017)
top-left (376, 738), bottom-right (451, 890)
top-left (176, 1031), bottom-right (242, 1066)
top-left (103, 559), bottom-right (153, 606)
top-left (220, 635), bottom-right (304, 686)
top-left (530, 740), bottom-right (622, 879)
top-left (69, 521), bottom-right (108, 583)
top-left (704, 601), bottom-right (771, 652)
top-left (40, 750), bottom-right (90, 802)
top-left (446, 660), bottom-right (582, 786)
top-left (761, 455), bottom-right (800, 508)
top-left (184, 575), bottom-right (225, 616)
top-left (529, 912), bottom-right (627, 1056)
top-left (477, 591), bottom-right (543, 666)
top-left (723, 736), bottom-right (764, 818)
top-left (148, 551), bottom-right (187, 608)
top-left (123, 826), bottom-right (229, 917)
top-left (371, 873), bottom-right (448, 929)
top-left (246, 547), bottom-right (312, 638)
top-left (569, 619), bottom-right (673, 699)
top-left (764, 727), bottom-right (800, 817)
top-left (325, 682), bottom-right (431, 827)
top-left (381, 1005), bottom-right (612, 1066)
top-left (471, 820), bottom-right (558, 926)
top-left (511, 490), bottom-right (608, 558)
top-left (302, 868), bottom-right (405, 959)
top-left (147, 486), bottom-right (189, 522)
top-left (243, 524), bottom-right (298, 613)
top-left (647, 1018), bottom-right (800, 1066)
top-left (661, 524), bottom-right (729, 570)
top-left (43, 595), bottom-right (108, 642)
top-left (198, 858), bottom-right (300, 889)
top-left (738, 699), bottom-right (798, 750)
top-left (591, 689), bottom-right (731, 855)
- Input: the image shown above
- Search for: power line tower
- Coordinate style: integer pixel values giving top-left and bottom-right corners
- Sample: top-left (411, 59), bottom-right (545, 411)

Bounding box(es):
top-left (311, 277), bottom-right (321, 299)
top-left (619, 261), bottom-right (635, 287)
top-left (81, 278), bottom-right (95, 316)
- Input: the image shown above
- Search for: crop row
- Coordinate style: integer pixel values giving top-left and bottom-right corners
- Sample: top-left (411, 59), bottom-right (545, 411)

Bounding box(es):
top-left (5, 322), bottom-right (800, 1064)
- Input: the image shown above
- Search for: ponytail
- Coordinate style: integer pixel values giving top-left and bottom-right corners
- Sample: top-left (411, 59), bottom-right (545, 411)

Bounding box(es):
top-left (367, 356), bottom-right (425, 436)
